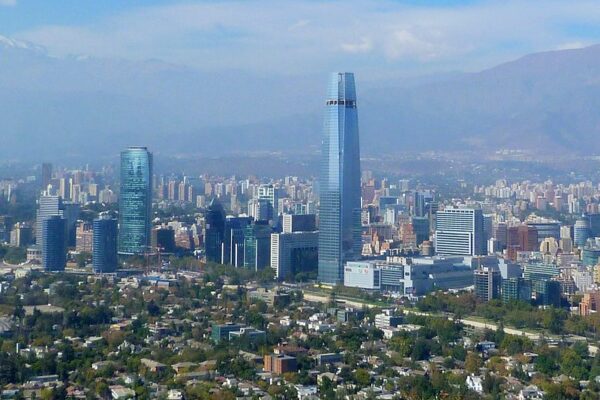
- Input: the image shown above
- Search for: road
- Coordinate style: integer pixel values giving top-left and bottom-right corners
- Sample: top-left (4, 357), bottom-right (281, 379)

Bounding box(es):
top-left (302, 290), bottom-right (599, 355)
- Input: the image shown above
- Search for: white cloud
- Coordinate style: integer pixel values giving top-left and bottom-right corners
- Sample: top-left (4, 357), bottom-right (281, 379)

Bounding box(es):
top-left (555, 41), bottom-right (587, 50)
top-left (0, 0), bottom-right (16, 6)
top-left (341, 37), bottom-right (372, 54)
top-left (13, 0), bottom-right (600, 76)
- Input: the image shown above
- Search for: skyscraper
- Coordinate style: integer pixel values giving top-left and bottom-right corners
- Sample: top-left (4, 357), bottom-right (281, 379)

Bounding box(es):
top-left (42, 216), bottom-right (66, 272)
top-left (41, 163), bottom-right (52, 190)
top-left (36, 195), bottom-right (63, 249)
top-left (204, 199), bottom-right (226, 263)
top-left (318, 72), bottom-right (362, 284)
top-left (93, 214), bottom-right (118, 273)
top-left (118, 147), bottom-right (153, 255)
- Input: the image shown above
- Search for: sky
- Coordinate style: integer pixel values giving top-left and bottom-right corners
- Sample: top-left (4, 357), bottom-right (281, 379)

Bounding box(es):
top-left (2, 0), bottom-right (600, 80)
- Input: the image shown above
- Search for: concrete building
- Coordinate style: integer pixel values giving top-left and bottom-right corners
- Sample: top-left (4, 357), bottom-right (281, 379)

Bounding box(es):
top-left (474, 267), bottom-right (501, 302)
top-left (271, 231), bottom-right (318, 280)
top-left (435, 208), bottom-right (485, 256)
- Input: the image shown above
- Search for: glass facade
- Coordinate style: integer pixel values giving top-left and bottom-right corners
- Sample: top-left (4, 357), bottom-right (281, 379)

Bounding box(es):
top-left (318, 72), bottom-right (362, 284)
top-left (118, 147), bottom-right (153, 255)
top-left (93, 214), bottom-right (118, 273)
top-left (42, 215), bottom-right (66, 272)
top-left (205, 199), bottom-right (226, 263)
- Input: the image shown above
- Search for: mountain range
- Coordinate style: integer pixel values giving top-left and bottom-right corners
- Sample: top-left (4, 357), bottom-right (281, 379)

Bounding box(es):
top-left (1, 35), bottom-right (600, 161)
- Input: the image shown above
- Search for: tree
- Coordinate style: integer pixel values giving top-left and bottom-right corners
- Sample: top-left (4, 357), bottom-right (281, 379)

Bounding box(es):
top-left (319, 376), bottom-right (335, 400)
top-left (410, 339), bottom-right (430, 361)
top-left (147, 300), bottom-right (160, 317)
top-left (354, 368), bottom-right (371, 387)
top-left (465, 353), bottom-right (483, 374)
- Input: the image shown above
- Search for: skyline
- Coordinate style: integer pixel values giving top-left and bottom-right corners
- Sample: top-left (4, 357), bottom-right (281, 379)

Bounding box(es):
top-left (2, 1), bottom-right (600, 78)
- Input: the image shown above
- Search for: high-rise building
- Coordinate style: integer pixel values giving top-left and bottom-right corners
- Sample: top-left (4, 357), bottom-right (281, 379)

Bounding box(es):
top-left (502, 277), bottom-right (532, 303)
top-left (318, 72), bottom-right (362, 284)
top-left (93, 214), bottom-right (118, 273)
top-left (243, 221), bottom-right (272, 270)
top-left (42, 216), bottom-right (66, 272)
top-left (506, 225), bottom-right (538, 260)
top-left (36, 195), bottom-right (63, 249)
top-left (474, 267), bottom-right (501, 302)
top-left (574, 217), bottom-right (590, 248)
top-left (118, 147), bottom-right (153, 255)
top-left (41, 163), bottom-right (52, 190)
top-left (62, 202), bottom-right (81, 247)
top-left (75, 221), bottom-right (93, 253)
top-left (435, 208), bottom-right (485, 256)
top-left (271, 231), bottom-right (318, 280)
top-left (204, 199), bottom-right (226, 263)
top-left (282, 214), bottom-right (316, 233)
top-left (151, 227), bottom-right (176, 253)
top-left (222, 216), bottom-right (251, 266)
top-left (10, 223), bottom-right (32, 247)
top-left (257, 185), bottom-right (278, 222)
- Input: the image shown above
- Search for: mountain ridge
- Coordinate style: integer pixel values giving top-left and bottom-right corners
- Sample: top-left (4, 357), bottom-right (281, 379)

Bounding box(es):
top-left (1, 37), bottom-right (600, 160)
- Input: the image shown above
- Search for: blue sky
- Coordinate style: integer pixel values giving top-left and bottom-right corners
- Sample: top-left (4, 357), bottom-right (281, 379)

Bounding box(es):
top-left (2, 0), bottom-right (600, 78)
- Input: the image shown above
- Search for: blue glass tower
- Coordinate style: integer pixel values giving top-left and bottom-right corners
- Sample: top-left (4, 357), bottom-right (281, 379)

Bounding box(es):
top-left (118, 147), bottom-right (153, 255)
top-left (318, 72), bottom-right (362, 284)
top-left (93, 214), bottom-right (118, 273)
top-left (204, 199), bottom-right (226, 263)
top-left (42, 215), bottom-right (66, 272)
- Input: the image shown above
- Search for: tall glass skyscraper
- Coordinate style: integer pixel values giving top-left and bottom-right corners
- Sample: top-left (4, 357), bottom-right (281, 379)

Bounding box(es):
top-left (118, 147), bottom-right (153, 255)
top-left (318, 72), bottom-right (362, 284)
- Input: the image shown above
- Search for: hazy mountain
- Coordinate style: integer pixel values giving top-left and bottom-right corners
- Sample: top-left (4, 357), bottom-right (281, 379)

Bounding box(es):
top-left (2, 35), bottom-right (600, 160)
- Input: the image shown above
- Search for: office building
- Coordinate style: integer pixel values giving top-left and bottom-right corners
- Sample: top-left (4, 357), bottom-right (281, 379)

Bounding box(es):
top-left (502, 277), bottom-right (532, 303)
top-left (10, 223), bottom-right (32, 248)
top-left (36, 195), bottom-right (62, 249)
top-left (248, 198), bottom-right (271, 222)
top-left (533, 279), bottom-right (561, 307)
top-left (524, 262), bottom-right (559, 281)
top-left (257, 184), bottom-right (278, 222)
top-left (42, 216), bottom-right (66, 272)
top-left (41, 163), bottom-right (52, 190)
top-left (118, 147), bottom-right (153, 255)
top-left (318, 72), bottom-right (362, 284)
top-left (588, 214), bottom-right (600, 238)
top-left (75, 221), bottom-right (93, 253)
top-left (271, 231), bottom-right (318, 280)
top-left (492, 222), bottom-right (507, 250)
top-left (263, 354), bottom-right (297, 375)
top-left (151, 227), bottom-right (176, 253)
top-left (506, 225), bottom-right (538, 260)
top-left (243, 221), bottom-right (272, 270)
top-left (204, 199), bottom-right (226, 263)
top-left (93, 214), bottom-right (118, 273)
top-left (222, 216), bottom-right (251, 266)
top-left (343, 257), bottom-right (474, 296)
top-left (412, 217), bottom-right (429, 245)
top-left (435, 208), bottom-right (485, 256)
top-left (526, 220), bottom-right (560, 243)
top-left (62, 202), bottom-right (80, 247)
top-left (582, 239), bottom-right (600, 266)
top-left (282, 214), bottom-right (316, 233)
top-left (474, 267), bottom-right (501, 302)
top-left (211, 323), bottom-right (244, 343)
top-left (574, 218), bottom-right (590, 248)
top-left (0, 216), bottom-right (13, 243)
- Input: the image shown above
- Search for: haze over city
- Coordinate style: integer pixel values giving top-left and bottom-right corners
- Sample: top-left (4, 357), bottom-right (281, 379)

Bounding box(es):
top-left (3, 2), bottom-right (600, 400)
top-left (3, 1), bottom-right (600, 160)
